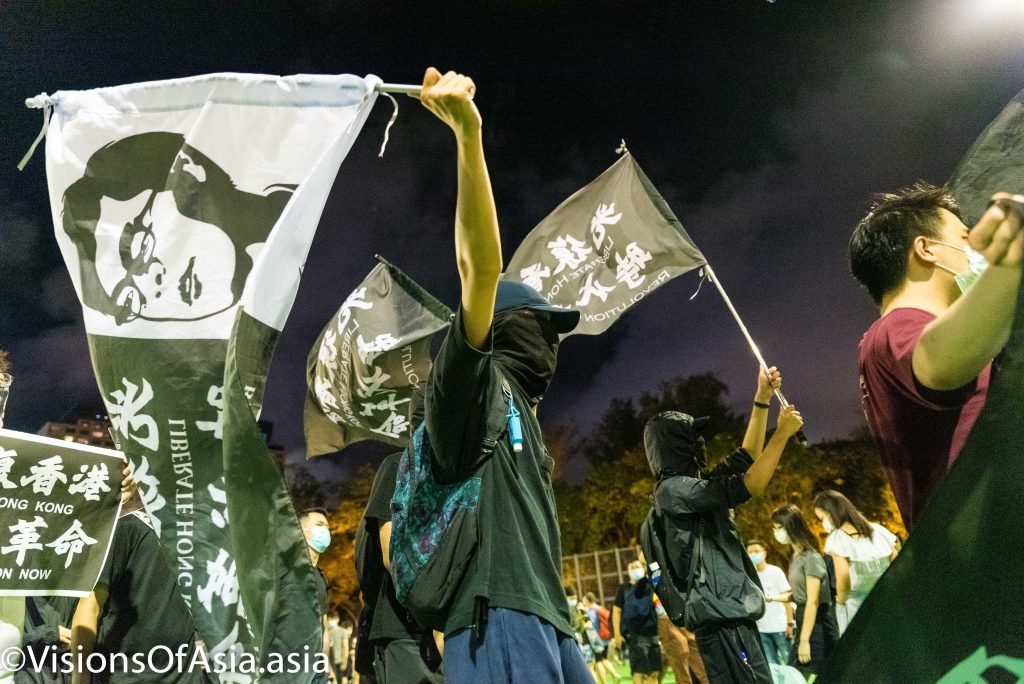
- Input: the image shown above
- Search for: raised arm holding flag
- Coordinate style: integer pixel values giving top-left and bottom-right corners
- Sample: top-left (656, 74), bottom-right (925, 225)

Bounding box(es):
top-left (389, 68), bottom-right (591, 684)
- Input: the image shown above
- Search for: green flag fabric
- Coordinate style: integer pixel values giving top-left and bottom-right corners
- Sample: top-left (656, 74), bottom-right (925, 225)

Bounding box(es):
top-left (304, 257), bottom-right (452, 456)
top-left (505, 152), bottom-right (706, 336)
top-left (820, 91), bottom-right (1024, 683)
top-left (41, 72), bottom-right (380, 680)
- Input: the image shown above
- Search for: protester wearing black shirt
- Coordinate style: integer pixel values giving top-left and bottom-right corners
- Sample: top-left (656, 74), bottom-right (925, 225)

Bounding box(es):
top-left (645, 367), bottom-right (802, 684)
top-left (412, 67), bottom-right (589, 683)
top-left (612, 561), bottom-right (661, 684)
top-left (299, 508), bottom-right (334, 684)
top-left (363, 453), bottom-right (442, 683)
top-left (70, 511), bottom-right (208, 684)
top-left (18, 596), bottom-right (77, 684)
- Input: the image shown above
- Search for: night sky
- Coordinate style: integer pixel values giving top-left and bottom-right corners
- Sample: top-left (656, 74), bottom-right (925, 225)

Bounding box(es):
top-left (2, 1), bottom-right (1022, 482)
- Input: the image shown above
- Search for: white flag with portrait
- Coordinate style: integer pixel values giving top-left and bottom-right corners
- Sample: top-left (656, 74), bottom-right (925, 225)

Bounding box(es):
top-left (37, 72), bottom-right (380, 677)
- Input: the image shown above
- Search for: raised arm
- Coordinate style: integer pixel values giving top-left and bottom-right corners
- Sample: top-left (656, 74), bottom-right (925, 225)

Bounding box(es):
top-left (914, 195), bottom-right (1022, 390)
top-left (743, 404), bottom-right (803, 497)
top-left (741, 366), bottom-right (781, 460)
top-left (417, 67), bottom-right (502, 349)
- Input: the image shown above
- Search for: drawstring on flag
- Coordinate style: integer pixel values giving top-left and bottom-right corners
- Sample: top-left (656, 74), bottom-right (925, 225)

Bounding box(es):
top-left (378, 91), bottom-right (399, 158)
top-left (689, 267), bottom-right (708, 300)
top-left (18, 94), bottom-right (55, 171)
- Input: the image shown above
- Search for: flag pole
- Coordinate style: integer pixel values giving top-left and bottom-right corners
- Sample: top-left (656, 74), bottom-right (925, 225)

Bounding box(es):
top-left (704, 264), bottom-right (809, 447)
top-left (376, 83), bottom-right (421, 96)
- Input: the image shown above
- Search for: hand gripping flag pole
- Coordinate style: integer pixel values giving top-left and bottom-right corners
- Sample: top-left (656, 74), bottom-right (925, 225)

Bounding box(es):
top-left (703, 264), bottom-right (809, 447)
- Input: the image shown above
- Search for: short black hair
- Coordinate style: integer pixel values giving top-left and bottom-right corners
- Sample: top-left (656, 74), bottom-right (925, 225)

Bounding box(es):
top-left (849, 182), bottom-right (961, 304)
top-left (299, 507), bottom-right (328, 521)
top-left (745, 539), bottom-right (766, 550)
top-left (565, 586), bottom-right (577, 597)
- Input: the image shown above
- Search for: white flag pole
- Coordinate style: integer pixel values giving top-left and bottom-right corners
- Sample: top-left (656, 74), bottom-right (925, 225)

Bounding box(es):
top-left (376, 83), bottom-right (475, 100)
top-left (704, 264), bottom-right (809, 446)
top-left (377, 83), bottom-right (421, 96)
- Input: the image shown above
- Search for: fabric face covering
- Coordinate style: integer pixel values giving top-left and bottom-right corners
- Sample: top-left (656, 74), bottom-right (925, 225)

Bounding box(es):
top-left (643, 411), bottom-right (709, 479)
top-left (491, 310), bottom-right (560, 405)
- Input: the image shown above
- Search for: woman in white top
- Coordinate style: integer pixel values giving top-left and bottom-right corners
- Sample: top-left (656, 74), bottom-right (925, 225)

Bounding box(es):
top-left (812, 490), bottom-right (900, 634)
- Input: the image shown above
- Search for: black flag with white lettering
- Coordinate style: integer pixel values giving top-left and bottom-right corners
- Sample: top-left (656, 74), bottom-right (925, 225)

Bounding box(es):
top-left (0, 430), bottom-right (121, 596)
top-left (505, 152), bottom-right (706, 336)
top-left (304, 257), bottom-right (452, 456)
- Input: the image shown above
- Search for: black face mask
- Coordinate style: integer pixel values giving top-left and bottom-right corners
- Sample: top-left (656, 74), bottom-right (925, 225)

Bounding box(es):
top-left (491, 310), bottom-right (560, 406)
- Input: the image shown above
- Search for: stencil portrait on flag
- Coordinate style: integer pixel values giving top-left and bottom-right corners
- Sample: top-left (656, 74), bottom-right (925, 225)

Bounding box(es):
top-left (61, 131), bottom-right (293, 331)
top-left (35, 72), bottom-right (382, 679)
top-left (0, 430), bottom-right (122, 597)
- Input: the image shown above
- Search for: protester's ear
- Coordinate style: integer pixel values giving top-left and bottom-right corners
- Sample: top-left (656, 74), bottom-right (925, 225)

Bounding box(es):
top-left (912, 236), bottom-right (939, 264)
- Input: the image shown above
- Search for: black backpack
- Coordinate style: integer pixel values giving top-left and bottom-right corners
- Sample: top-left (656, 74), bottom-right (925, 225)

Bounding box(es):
top-left (639, 507), bottom-right (703, 628)
top-left (388, 376), bottom-right (512, 632)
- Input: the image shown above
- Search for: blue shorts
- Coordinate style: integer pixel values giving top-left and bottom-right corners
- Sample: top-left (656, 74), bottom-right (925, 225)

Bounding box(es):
top-left (445, 608), bottom-right (592, 684)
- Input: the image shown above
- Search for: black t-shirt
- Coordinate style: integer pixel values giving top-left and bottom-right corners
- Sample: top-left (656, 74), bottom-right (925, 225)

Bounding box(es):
top-left (613, 581), bottom-right (659, 638)
top-left (424, 308), bottom-right (572, 637)
top-left (364, 452), bottom-right (422, 643)
top-left (314, 567), bottom-right (328, 614)
top-left (96, 512), bottom-right (205, 682)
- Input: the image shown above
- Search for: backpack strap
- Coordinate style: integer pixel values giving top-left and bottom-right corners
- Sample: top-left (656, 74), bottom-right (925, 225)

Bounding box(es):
top-left (481, 374), bottom-right (513, 456)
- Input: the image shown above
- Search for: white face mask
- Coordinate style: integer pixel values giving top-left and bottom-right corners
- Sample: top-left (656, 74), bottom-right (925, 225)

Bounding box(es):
top-left (628, 568), bottom-right (645, 582)
top-left (773, 527), bottom-right (791, 545)
top-left (928, 240), bottom-right (989, 293)
top-left (822, 516), bottom-right (835, 534)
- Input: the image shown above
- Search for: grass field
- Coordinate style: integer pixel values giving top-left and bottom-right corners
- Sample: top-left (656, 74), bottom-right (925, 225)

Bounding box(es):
top-left (604, 659), bottom-right (680, 683)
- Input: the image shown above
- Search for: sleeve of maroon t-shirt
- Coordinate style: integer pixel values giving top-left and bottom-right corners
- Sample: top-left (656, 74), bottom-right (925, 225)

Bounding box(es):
top-left (872, 309), bottom-right (978, 409)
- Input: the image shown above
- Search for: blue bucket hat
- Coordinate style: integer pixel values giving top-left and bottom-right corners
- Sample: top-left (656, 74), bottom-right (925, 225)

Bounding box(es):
top-left (494, 280), bottom-right (581, 334)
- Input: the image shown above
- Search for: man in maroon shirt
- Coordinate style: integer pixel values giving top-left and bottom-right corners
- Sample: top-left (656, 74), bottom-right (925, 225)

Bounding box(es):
top-left (849, 183), bottom-right (1022, 529)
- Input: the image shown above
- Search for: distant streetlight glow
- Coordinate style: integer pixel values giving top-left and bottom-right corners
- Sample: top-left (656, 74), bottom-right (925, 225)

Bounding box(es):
top-left (953, 0), bottom-right (1024, 28)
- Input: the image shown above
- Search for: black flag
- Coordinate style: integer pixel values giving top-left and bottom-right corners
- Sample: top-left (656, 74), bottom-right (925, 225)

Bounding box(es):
top-left (305, 257), bottom-right (452, 455)
top-left (948, 88), bottom-right (1024, 226)
top-left (505, 152), bottom-right (706, 336)
top-left (821, 89), bottom-right (1024, 683)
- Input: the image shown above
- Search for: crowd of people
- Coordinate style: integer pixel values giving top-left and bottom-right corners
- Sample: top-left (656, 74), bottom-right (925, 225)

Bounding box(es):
top-left (2, 66), bottom-right (1020, 684)
top-left (342, 68), bottom-right (1020, 684)
top-left (557, 489), bottom-right (900, 682)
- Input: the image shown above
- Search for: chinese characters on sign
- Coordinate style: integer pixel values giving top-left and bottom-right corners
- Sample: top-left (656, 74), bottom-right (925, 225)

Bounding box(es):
top-left (0, 430), bottom-right (122, 596)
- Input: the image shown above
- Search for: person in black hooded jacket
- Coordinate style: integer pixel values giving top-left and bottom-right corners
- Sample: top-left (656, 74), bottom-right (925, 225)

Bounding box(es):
top-left (643, 367), bottom-right (803, 684)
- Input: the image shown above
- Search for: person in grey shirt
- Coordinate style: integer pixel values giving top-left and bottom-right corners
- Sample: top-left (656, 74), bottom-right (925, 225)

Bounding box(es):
top-left (770, 505), bottom-right (840, 677)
